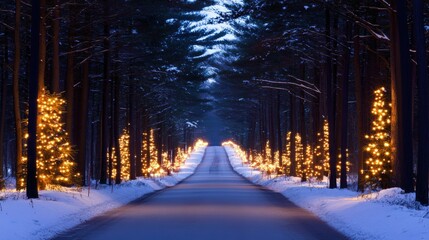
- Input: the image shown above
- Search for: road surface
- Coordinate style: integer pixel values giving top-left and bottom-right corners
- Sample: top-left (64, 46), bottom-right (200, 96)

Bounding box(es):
top-left (53, 146), bottom-right (347, 240)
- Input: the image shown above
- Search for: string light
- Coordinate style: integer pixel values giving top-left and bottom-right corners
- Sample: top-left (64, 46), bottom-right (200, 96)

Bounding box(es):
top-left (363, 87), bottom-right (392, 189)
top-left (224, 140), bottom-right (283, 177)
top-left (141, 132), bottom-right (208, 178)
top-left (21, 89), bottom-right (78, 190)
top-left (110, 128), bottom-right (131, 181)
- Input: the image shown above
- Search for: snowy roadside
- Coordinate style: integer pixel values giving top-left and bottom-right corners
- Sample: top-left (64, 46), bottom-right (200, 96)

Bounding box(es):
top-left (0, 146), bottom-right (206, 240)
top-left (224, 145), bottom-right (429, 240)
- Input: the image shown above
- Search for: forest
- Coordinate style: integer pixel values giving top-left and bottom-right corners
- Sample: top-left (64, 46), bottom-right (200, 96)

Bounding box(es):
top-left (0, 0), bottom-right (429, 206)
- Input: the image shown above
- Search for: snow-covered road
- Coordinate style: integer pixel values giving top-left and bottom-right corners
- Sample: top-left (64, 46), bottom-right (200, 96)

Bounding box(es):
top-left (53, 146), bottom-right (346, 240)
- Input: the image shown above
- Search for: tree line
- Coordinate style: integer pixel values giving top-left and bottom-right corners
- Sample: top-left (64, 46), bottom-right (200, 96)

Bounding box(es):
top-left (0, 0), bottom-right (210, 197)
top-left (1, 0), bottom-right (429, 205)
top-left (212, 0), bottom-right (429, 205)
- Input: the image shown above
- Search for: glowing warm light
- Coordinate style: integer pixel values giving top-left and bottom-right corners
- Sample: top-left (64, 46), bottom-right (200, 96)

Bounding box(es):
top-left (21, 89), bottom-right (78, 190)
top-left (173, 147), bottom-right (188, 172)
top-left (223, 140), bottom-right (282, 177)
top-left (110, 127), bottom-right (131, 181)
top-left (142, 134), bottom-right (208, 178)
top-left (364, 87), bottom-right (392, 189)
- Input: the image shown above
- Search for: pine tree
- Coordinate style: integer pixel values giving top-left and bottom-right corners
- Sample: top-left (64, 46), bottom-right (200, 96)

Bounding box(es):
top-left (364, 87), bottom-right (392, 189)
top-left (34, 90), bottom-right (78, 189)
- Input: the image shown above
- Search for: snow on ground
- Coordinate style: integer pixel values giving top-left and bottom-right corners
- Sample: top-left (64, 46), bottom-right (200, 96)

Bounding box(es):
top-left (224, 145), bottom-right (429, 240)
top-left (0, 146), bottom-right (206, 240)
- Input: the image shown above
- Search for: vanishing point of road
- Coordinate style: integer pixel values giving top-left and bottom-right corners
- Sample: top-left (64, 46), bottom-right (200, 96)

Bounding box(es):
top-left (53, 146), bottom-right (347, 240)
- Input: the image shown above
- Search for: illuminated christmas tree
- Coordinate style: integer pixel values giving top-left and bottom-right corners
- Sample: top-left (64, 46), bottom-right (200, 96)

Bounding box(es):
top-left (21, 89), bottom-right (79, 189)
top-left (304, 144), bottom-right (314, 179)
top-left (111, 128), bottom-right (130, 181)
top-left (364, 87), bottom-right (392, 189)
top-left (286, 132), bottom-right (305, 178)
top-left (313, 120), bottom-right (329, 178)
top-left (173, 147), bottom-right (188, 172)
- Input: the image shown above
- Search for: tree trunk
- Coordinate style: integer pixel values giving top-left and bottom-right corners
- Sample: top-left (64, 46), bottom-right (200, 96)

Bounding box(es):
top-left (38, 0), bottom-right (47, 93)
top-left (13, 0), bottom-right (24, 190)
top-left (76, 59), bottom-right (89, 186)
top-left (354, 23), bottom-right (366, 192)
top-left (27, 0), bottom-right (41, 198)
top-left (0, 19), bottom-right (9, 188)
top-left (156, 117), bottom-right (163, 166)
top-left (276, 92), bottom-right (282, 167)
top-left (299, 89), bottom-right (306, 182)
top-left (99, 0), bottom-right (111, 184)
top-left (312, 67), bottom-right (320, 173)
top-left (144, 109), bottom-right (150, 173)
top-left (113, 55), bottom-right (121, 184)
top-left (269, 91), bottom-right (275, 163)
top-left (340, 20), bottom-right (351, 189)
top-left (65, 2), bottom-right (75, 147)
top-left (413, 0), bottom-right (429, 204)
top-left (129, 78), bottom-right (136, 180)
top-left (51, 0), bottom-right (60, 93)
top-left (259, 98), bottom-right (265, 154)
top-left (391, 0), bottom-right (414, 193)
top-left (299, 64), bottom-right (306, 182)
top-left (74, 11), bottom-right (91, 186)
top-left (135, 108), bottom-right (143, 177)
top-left (325, 7), bottom-right (337, 189)
top-left (289, 93), bottom-right (296, 176)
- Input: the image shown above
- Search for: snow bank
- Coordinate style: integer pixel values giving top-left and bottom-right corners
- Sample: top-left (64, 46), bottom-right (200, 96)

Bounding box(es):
top-left (225, 145), bottom-right (429, 240)
top-left (0, 146), bottom-right (206, 240)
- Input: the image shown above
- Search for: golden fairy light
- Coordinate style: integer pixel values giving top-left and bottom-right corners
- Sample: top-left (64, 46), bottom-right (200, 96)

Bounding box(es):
top-left (363, 87), bottom-right (392, 189)
top-left (337, 150), bottom-right (351, 176)
top-left (142, 133), bottom-right (208, 178)
top-left (223, 140), bottom-right (282, 177)
top-left (285, 132), bottom-right (318, 180)
top-left (321, 120), bottom-right (330, 174)
top-left (146, 129), bottom-right (162, 177)
top-left (21, 89), bottom-right (78, 190)
top-left (110, 128), bottom-right (131, 181)
top-left (173, 147), bottom-right (188, 172)
top-left (222, 141), bottom-right (249, 166)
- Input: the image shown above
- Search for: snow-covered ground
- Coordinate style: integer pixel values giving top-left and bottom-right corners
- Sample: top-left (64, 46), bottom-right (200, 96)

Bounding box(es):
top-left (0, 146), bottom-right (206, 240)
top-left (225, 145), bottom-right (429, 240)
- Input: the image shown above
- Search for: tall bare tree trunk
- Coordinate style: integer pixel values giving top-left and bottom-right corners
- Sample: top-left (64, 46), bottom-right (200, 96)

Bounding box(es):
top-left (51, 0), bottom-right (60, 93)
top-left (113, 50), bottom-right (121, 184)
top-left (269, 91), bottom-right (275, 163)
top-left (312, 67), bottom-right (320, 174)
top-left (129, 77), bottom-right (136, 180)
top-left (144, 109), bottom-right (150, 174)
top-left (340, 20), bottom-right (351, 189)
top-left (276, 92), bottom-right (282, 168)
top-left (391, 0), bottom-right (413, 192)
top-left (135, 108), bottom-right (143, 177)
top-left (13, 0), bottom-right (23, 190)
top-left (74, 11), bottom-right (91, 186)
top-left (65, 1), bottom-right (75, 143)
top-left (99, 0), bottom-right (111, 184)
top-left (299, 64), bottom-right (306, 182)
top-left (38, 0), bottom-right (47, 93)
top-left (0, 18), bottom-right (9, 188)
top-left (299, 89), bottom-right (306, 181)
top-left (27, 0), bottom-right (41, 198)
top-left (325, 7), bottom-right (337, 189)
top-left (354, 23), bottom-right (365, 192)
top-left (289, 93), bottom-right (296, 176)
top-left (413, 0), bottom-right (429, 204)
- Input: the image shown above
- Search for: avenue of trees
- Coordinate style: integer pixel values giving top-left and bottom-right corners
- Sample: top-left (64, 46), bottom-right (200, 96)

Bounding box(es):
top-left (1, 0), bottom-right (429, 205)
top-left (0, 0), bottom-right (211, 197)
top-left (214, 0), bottom-right (429, 205)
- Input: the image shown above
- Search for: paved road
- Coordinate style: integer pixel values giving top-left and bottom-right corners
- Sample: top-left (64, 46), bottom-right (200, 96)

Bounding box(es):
top-left (53, 146), bottom-right (347, 240)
